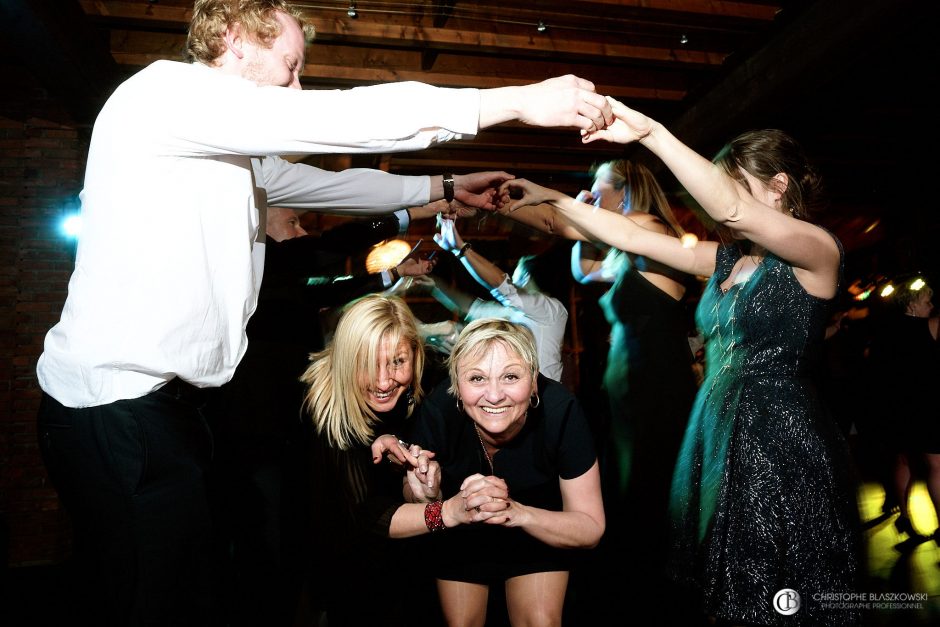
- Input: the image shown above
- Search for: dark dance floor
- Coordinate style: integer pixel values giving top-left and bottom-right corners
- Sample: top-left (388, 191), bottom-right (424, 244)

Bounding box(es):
top-left (855, 479), bottom-right (940, 626)
top-left (3, 482), bottom-right (938, 626)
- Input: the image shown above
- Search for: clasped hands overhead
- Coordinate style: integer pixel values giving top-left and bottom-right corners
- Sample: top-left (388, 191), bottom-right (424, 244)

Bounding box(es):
top-left (429, 89), bottom-right (653, 217)
top-left (440, 96), bottom-right (655, 216)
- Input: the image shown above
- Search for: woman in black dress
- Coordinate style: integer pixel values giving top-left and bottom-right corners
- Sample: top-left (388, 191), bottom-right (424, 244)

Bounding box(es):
top-left (497, 159), bottom-right (698, 616)
top-left (301, 294), bottom-right (442, 626)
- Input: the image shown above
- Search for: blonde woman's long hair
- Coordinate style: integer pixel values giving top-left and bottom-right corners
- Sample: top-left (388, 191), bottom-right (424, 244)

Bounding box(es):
top-left (301, 294), bottom-right (425, 450)
top-left (592, 160), bottom-right (685, 272)
top-left (592, 159), bottom-right (685, 236)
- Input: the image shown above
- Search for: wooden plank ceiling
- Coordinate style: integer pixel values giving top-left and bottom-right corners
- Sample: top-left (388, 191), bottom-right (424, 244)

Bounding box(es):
top-left (4, 0), bottom-right (937, 282)
top-left (68, 0), bottom-right (794, 185)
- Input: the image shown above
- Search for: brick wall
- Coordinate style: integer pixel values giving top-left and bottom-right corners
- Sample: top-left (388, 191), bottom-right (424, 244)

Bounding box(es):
top-left (1, 64), bottom-right (89, 566)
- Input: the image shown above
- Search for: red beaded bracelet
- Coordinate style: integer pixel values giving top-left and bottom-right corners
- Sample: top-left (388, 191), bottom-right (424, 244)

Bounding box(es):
top-left (424, 500), bottom-right (445, 532)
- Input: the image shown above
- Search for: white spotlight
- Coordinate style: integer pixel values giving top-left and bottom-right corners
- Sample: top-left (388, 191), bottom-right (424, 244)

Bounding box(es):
top-left (61, 214), bottom-right (83, 239)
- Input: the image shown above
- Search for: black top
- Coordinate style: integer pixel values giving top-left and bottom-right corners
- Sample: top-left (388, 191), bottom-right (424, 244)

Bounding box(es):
top-left (868, 312), bottom-right (940, 451)
top-left (307, 394), bottom-right (426, 625)
top-left (410, 374), bottom-right (596, 582)
top-left (248, 215), bottom-right (401, 350)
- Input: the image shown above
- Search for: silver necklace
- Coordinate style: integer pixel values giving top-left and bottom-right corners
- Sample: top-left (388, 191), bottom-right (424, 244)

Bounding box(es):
top-left (709, 253), bottom-right (763, 394)
top-left (708, 284), bottom-right (739, 395)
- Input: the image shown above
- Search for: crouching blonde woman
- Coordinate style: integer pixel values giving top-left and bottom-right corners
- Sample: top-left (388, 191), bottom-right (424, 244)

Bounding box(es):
top-left (410, 318), bottom-right (605, 627)
top-left (301, 294), bottom-right (440, 626)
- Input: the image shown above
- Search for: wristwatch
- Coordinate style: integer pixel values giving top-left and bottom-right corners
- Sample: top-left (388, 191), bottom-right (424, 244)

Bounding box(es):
top-left (442, 173), bottom-right (455, 203)
top-left (455, 242), bottom-right (471, 259)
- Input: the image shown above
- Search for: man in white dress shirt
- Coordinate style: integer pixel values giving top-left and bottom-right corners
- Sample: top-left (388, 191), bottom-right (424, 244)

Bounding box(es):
top-left (34, 1), bottom-right (612, 624)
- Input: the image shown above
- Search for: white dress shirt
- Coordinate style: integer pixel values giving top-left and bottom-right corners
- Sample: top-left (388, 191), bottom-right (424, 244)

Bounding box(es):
top-left (466, 277), bottom-right (568, 381)
top-left (37, 60), bottom-right (480, 407)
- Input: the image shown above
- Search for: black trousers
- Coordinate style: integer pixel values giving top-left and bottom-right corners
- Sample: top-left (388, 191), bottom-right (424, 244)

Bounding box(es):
top-left (37, 380), bottom-right (215, 627)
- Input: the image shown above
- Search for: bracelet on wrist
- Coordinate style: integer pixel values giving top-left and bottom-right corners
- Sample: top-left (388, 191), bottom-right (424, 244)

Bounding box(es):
top-left (424, 500), bottom-right (445, 532)
top-left (390, 266), bottom-right (400, 282)
top-left (442, 173), bottom-right (455, 203)
top-left (454, 242), bottom-right (471, 259)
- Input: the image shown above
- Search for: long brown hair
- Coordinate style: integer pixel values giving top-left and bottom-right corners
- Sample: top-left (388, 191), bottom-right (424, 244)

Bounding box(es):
top-left (713, 129), bottom-right (825, 220)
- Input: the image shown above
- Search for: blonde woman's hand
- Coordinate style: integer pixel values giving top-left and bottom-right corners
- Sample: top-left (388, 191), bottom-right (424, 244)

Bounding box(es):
top-left (575, 189), bottom-right (596, 205)
top-left (371, 435), bottom-right (435, 467)
top-left (406, 459), bottom-right (441, 501)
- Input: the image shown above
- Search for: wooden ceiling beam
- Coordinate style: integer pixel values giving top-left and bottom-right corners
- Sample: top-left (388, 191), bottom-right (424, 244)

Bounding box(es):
top-left (295, 1), bottom-right (781, 29)
top-left (106, 52), bottom-right (687, 100)
top-left (301, 19), bottom-right (728, 66)
top-left (559, 0), bottom-right (782, 20)
top-left (108, 30), bottom-right (700, 97)
top-left (80, 1), bottom-right (729, 67)
top-left (431, 1), bottom-right (455, 29)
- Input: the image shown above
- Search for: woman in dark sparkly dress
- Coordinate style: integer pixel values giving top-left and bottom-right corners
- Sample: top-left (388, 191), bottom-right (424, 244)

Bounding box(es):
top-left (500, 103), bottom-right (862, 625)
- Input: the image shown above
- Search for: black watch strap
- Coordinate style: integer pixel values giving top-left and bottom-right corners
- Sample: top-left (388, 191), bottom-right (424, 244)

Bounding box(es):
top-left (442, 173), bottom-right (455, 203)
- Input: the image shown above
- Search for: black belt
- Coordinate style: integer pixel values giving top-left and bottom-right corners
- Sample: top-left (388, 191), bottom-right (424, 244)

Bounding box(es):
top-left (156, 377), bottom-right (215, 405)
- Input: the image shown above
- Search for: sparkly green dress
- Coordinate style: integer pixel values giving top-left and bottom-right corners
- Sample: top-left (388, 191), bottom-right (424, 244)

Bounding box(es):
top-left (669, 242), bottom-right (862, 625)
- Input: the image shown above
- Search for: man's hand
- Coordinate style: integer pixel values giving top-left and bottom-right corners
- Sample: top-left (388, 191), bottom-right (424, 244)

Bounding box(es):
top-left (397, 256), bottom-right (436, 278)
top-left (481, 75), bottom-right (613, 132)
top-left (454, 171), bottom-right (515, 211)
